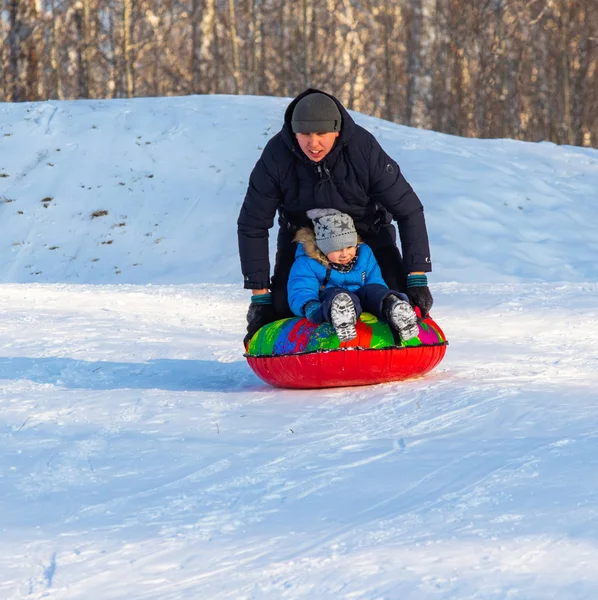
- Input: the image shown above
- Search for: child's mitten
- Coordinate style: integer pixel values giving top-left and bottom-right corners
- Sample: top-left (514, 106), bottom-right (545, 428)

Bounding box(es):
top-left (304, 300), bottom-right (324, 324)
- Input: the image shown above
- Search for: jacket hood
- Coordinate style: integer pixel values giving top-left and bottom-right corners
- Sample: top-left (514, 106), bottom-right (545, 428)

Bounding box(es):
top-left (281, 88), bottom-right (356, 158)
top-left (294, 227), bottom-right (329, 266)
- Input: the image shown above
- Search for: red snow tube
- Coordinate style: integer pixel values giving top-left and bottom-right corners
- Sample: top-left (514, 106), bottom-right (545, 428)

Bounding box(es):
top-left (245, 311), bottom-right (447, 389)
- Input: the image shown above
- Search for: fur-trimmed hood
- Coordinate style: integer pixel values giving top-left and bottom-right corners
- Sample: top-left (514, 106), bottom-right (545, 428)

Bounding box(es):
top-left (294, 226), bottom-right (361, 267)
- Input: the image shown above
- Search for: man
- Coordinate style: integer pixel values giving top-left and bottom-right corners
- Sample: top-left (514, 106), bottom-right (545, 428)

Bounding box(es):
top-left (238, 88), bottom-right (433, 345)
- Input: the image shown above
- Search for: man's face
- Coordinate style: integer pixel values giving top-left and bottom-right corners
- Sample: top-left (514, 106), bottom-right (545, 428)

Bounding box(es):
top-left (295, 132), bottom-right (340, 162)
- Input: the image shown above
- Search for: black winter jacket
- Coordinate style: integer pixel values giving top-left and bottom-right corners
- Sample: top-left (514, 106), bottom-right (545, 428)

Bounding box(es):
top-left (238, 88), bottom-right (432, 290)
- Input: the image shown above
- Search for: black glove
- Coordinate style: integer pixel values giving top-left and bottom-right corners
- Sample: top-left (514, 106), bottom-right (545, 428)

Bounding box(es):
top-left (244, 295), bottom-right (276, 347)
top-left (304, 301), bottom-right (324, 324)
top-left (406, 274), bottom-right (433, 318)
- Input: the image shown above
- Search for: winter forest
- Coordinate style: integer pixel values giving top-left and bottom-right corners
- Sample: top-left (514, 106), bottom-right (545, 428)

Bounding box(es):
top-left (2, 0), bottom-right (597, 149)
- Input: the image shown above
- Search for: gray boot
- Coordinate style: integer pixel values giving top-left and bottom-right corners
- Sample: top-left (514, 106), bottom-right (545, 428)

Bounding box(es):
top-left (384, 295), bottom-right (419, 341)
top-left (330, 292), bottom-right (357, 342)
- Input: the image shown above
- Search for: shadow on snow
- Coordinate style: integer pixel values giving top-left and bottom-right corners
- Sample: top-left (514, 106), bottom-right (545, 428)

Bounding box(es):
top-left (0, 356), bottom-right (261, 392)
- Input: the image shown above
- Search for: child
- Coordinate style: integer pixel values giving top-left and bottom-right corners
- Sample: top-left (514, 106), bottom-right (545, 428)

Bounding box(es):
top-left (287, 208), bottom-right (420, 343)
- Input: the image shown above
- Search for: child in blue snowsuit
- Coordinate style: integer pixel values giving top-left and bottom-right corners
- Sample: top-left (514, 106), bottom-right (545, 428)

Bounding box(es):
top-left (288, 209), bottom-right (419, 342)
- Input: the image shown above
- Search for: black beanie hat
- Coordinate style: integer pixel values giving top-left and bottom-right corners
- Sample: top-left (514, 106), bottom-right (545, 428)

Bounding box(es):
top-left (291, 93), bottom-right (342, 134)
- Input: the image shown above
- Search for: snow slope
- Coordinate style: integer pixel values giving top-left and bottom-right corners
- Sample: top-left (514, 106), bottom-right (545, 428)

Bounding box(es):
top-left (1, 95), bottom-right (598, 285)
top-left (1, 95), bottom-right (598, 599)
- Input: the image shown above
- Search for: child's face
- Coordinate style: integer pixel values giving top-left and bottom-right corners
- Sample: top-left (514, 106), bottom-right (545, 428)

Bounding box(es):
top-left (326, 246), bottom-right (356, 265)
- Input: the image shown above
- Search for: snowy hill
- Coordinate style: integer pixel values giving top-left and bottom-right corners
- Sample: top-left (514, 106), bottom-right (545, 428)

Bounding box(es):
top-left (2, 95), bottom-right (598, 285)
top-left (1, 95), bottom-right (598, 599)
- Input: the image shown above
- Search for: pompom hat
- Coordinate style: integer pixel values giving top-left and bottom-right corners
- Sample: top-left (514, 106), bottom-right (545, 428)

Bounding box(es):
top-left (306, 208), bottom-right (358, 256)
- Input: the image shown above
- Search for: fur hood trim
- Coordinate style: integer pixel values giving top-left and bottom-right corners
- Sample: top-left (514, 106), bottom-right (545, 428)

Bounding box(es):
top-left (294, 227), bottom-right (361, 267)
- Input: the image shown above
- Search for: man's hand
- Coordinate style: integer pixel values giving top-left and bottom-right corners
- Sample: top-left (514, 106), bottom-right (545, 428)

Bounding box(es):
top-left (244, 292), bottom-right (276, 347)
top-left (406, 273), bottom-right (433, 318)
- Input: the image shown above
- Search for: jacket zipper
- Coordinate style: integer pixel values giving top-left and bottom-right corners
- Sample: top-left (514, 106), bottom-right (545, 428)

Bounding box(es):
top-left (316, 163), bottom-right (331, 178)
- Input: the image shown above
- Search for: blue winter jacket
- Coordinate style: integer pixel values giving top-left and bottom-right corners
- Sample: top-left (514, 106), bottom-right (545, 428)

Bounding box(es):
top-left (288, 231), bottom-right (388, 317)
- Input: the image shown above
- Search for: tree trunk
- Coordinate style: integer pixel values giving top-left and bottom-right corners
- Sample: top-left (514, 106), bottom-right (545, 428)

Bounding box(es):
top-left (278, 1), bottom-right (287, 96)
top-left (83, 0), bottom-right (93, 96)
top-left (199, 0), bottom-right (216, 93)
top-left (561, 27), bottom-right (573, 145)
top-left (248, 0), bottom-right (259, 94)
top-left (256, 0), bottom-right (266, 94)
top-left (7, 0), bottom-right (22, 101)
top-left (213, 4), bottom-right (220, 92)
top-left (74, 4), bottom-right (89, 98)
top-left (50, 0), bottom-right (63, 99)
top-left (302, 0), bottom-right (313, 89)
top-left (24, 0), bottom-right (40, 101)
top-left (106, 6), bottom-right (117, 97)
top-left (381, 9), bottom-right (394, 122)
top-left (431, 0), bottom-right (448, 132)
top-left (123, 0), bottom-right (133, 97)
top-left (190, 0), bottom-right (201, 93)
top-left (228, 0), bottom-right (242, 93)
top-left (405, 0), bottom-right (422, 127)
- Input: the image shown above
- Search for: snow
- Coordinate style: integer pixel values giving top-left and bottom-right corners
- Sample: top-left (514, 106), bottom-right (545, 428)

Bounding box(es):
top-left (1, 95), bottom-right (598, 599)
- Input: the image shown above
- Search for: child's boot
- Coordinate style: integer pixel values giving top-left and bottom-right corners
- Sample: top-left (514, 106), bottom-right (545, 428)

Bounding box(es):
top-left (330, 292), bottom-right (357, 342)
top-left (384, 295), bottom-right (419, 341)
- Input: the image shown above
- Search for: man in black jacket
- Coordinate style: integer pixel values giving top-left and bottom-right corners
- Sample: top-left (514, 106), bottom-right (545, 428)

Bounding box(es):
top-left (238, 89), bottom-right (433, 345)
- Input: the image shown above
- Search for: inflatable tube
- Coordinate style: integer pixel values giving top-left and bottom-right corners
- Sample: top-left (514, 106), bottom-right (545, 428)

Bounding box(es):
top-left (245, 311), bottom-right (448, 389)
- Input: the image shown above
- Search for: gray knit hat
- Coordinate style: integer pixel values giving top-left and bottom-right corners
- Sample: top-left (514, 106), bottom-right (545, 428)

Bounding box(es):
top-left (307, 209), bottom-right (357, 256)
top-left (291, 93), bottom-right (342, 133)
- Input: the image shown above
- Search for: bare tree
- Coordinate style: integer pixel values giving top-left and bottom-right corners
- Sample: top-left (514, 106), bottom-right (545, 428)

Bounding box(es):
top-left (6, 0), bottom-right (23, 101)
top-left (190, 0), bottom-right (202, 93)
top-left (49, 0), bottom-right (64, 99)
top-left (405, 0), bottom-right (422, 127)
top-left (1, 0), bottom-right (596, 147)
top-left (228, 0), bottom-right (241, 93)
top-left (123, 0), bottom-right (133, 97)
